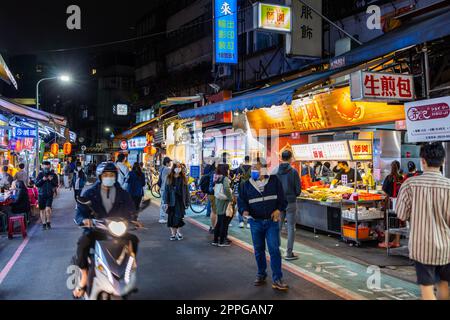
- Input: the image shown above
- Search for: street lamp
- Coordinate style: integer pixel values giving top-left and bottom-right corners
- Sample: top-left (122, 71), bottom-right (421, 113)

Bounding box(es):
top-left (105, 127), bottom-right (111, 133)
top-left (34, 74), bottom-right (72, 177)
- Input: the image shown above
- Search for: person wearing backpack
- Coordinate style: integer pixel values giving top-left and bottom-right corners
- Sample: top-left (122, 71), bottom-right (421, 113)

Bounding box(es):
top-left (236, 156), bottom-right (252, 228)
top-left (274, 150), bottom-right (301, 261)
top-left (212, 164), bottom-right (233, 247)
top-left (200, 164), bottom-right (214, 217)
top-left (158, 157), bottom-right (172, 224)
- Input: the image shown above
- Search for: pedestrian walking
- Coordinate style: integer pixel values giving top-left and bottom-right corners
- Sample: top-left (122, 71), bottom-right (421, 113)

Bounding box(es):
top-left (275, 150), bottom-right (301, 260)
top-left (239, 158), bottom-right (289, 291)
top-left (126, 162), bottom-right (146, 220)
top-left (116, 154), bottom-right (130, 189)
top-left (35, 161), bottom-right (58, 230)
top-left (211, 164), bottom-right (233, 247)
top-left (162, 161), bottom-right (190, 241)
top-left (396, 142), bottom-right (450, 300)
top-left (72, 161), bottom-right (87, 201)
top-left (14, 163), bottom-right (28, 184)
top-left (63, 161), bottom-right (71, 189)
top-left (158, 157), bottom-right (172, 224)
top-left (235, 156), bottom-right (252, 228)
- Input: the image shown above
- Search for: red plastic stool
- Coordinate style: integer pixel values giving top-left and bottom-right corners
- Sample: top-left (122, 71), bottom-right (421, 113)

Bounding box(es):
top-left (8, 215), bottom-right (27, 239)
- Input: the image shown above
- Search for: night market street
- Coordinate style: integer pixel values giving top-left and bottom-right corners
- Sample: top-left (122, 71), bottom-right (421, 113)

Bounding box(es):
top-left (0, 188), bottom-right (340, 300)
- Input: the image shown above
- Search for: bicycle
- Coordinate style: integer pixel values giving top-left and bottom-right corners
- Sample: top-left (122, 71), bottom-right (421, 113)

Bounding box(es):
top-left (146, 169), bottom-right (161, 198)
top-left (189, 182), bottom-right (208, 214)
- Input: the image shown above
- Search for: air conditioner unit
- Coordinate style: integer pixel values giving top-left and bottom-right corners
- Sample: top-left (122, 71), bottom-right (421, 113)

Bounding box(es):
top-left (217, 65), bottom-right (232, 78)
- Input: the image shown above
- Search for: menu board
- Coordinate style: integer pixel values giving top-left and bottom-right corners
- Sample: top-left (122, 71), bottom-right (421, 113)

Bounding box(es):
top-left (292, 140), bottom-right (373, 161)
top-left (292, 141), bottom-right (351, 161)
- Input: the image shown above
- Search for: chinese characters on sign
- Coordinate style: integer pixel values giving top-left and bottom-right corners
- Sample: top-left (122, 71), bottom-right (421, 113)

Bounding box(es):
top-left (292, 141), bottom-right (352, 161)
top-left (127, 136), bottom-right (147, 150)
top-left (214, 0), bottom-right (238, 64)
top-left (287, 0), bottom-right (322, 57)
top-left (348, 140), bottom-right (373, 161)
top-left (255, 3), bottom-right (292, 32)
top-left (405, 96), bottom-right (450, 143)
top-left (14, 127), bottom-right (37, 138)
top-left (351, 71), bottom-right (415, 102)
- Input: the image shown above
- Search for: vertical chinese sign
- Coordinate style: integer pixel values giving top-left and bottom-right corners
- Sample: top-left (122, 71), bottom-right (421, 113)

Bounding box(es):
top-left (213, 0), bottom-right (238, 64)
top-left (287, 0), bottom-right (322, 57)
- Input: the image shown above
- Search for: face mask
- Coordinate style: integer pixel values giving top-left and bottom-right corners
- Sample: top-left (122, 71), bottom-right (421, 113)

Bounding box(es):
top-left (102, 177), bottom-right (115, 187)
top-left (251, 170), bottom-right (260, 180)
top-left (174, 168), bottom-right (181, 174)
top-left (43, 167), bottom-right (50, 172)
top-left (77, 167), bottom-right (82, 171)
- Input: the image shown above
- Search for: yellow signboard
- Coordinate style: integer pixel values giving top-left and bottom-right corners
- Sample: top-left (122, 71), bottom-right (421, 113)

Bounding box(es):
top-left (247, 87), bottom-right (406, 135)
top-left (348, 140), bottom-right (373, 161)
top-left (256, 3), bottom-right (291, 32)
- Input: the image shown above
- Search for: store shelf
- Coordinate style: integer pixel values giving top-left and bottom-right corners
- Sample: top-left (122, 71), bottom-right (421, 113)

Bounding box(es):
top-left (342, 199), bottom-right (384, 205)
top-left (342, 216), bottom-right (384, 222)
top-left (388, 227), bottom-right (410, 237)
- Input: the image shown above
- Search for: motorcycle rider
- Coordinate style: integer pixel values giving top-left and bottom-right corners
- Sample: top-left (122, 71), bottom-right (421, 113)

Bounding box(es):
top-left (72, 162), bottom-right (139, 298)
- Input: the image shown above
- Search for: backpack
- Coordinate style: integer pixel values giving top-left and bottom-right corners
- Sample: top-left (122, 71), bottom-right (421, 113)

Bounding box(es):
top-left (157, 167), bottom-right (164, 188)
top-left (214, 178), bottom-right (228, 200)
top-left (199, 174), bottom-right (211, 193)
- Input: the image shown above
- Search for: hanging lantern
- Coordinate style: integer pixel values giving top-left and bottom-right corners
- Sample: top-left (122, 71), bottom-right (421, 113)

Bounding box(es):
top-left (63, 142), bottom-right (72, 155)
top-left (150, 146), bottom-right (157, 156)
top-left (51, 143), bottom-right (59, 155)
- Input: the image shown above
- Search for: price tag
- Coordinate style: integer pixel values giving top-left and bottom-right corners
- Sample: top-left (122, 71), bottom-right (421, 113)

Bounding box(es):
top-left (341, 174), bottom-right (348, 185)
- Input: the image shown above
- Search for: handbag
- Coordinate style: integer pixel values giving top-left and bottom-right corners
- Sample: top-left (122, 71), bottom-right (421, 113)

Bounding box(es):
top-left (226, 202), bottom-right (235, 218)
top-left (214, 180), bottom-right (228, 200)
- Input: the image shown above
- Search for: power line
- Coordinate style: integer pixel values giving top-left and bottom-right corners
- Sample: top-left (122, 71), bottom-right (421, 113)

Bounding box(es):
top-left (29, 3), bottom-right (254, 54)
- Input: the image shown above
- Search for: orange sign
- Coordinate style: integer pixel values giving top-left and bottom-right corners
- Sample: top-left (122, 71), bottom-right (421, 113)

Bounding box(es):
top-left (63, 142), bottom-right (72, 155)
top-left (348, 140), bottom-right (373, 161)
top-left (246, 87), bottom-right (406, 135)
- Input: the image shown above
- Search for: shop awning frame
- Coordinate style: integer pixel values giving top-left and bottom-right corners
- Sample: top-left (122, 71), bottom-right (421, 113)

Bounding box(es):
top-left (115, 117), bottom-right (159, 140)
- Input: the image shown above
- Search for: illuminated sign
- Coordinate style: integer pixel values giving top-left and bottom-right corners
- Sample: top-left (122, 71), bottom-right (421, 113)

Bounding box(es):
top-left (128, 136), bottom-right (147, 150)
top-left (351, 71), bottom-right (415, 102)
top-left (292, 140), bottom-right (373, 161)
top-left (255, 3), bottom-right (291, 32)
top-left (214, 0), bottom-right (238, 64)
top-left (405, 96), bottom-right (450, 143)
top-left (348, 140), bottom-right (373, 161)
top-left (13, 127), bottom-right (37, 138)
top-left (114, 104), bottom-right (128, 116)
top-left (247, 87), bottom-right (406, 135)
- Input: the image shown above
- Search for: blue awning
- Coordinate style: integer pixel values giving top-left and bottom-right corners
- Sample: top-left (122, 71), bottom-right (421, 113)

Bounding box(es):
top-left (179, 69), bottom-right (336, 118)
top-left (333, 8), bottom-right (450, 67)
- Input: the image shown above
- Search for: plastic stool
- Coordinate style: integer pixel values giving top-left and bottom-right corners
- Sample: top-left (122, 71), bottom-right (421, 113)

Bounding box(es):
top-left (8, 215), bottom-right (27, 239)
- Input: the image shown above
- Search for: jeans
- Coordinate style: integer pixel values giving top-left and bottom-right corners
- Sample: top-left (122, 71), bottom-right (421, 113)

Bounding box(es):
top-left (159, 188), bottom-right (166, 220)
top-left (206, 199), bottom-right (211, 217)
top-left (279, 202), bottom-right (297, 256)
top-left (249, 218), bottom-right (283, 282)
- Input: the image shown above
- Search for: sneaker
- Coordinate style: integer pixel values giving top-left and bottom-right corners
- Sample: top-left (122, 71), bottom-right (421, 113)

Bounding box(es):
top-left (284, 253), bottom-right (299, 261)
top-left (229, 223), bottom-right (233, 227)
top-left (218, 242), bottom-right (231, 247)
top-left (211, 242), bottom-right (219, 246)
top-left (239, 222), bottom-right (244, 228)
top-left (176, 233), bottom-right (184, 240)
top-left (225, 238), bottom-right (232, 244)
top-left (46, 223), bottom-right (51, 229)
top-left (272, 280), bottom-right (289, 291)
top-left (209, 227), bottom-right (215, 234)
top-left (159, 219), bottom-right (167, 224)
top-left (42, 224), bottom-right (47, 230)
top-left (170, 235), bottom-right (177, 241)
top-left (254, 275), bottom-right (267, 286)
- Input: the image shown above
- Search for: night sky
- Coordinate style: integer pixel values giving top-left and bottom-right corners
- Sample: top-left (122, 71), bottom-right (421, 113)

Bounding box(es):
top-left (0, 0), bottom-right (160, 55)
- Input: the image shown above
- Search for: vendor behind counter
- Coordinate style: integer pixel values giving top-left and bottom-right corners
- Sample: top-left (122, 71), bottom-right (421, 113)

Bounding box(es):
top-left (331, 161), bottom-right (362, 187)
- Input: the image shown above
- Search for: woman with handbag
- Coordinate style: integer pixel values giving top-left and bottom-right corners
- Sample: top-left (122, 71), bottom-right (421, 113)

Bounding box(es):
top-left (162, 161), bottom-right (190, 241)
top-left (212, 164), bottom-right (233, 247)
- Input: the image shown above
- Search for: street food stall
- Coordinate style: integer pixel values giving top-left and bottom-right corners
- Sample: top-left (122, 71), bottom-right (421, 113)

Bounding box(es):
top-left (292, 139), bottom-right (386, 244)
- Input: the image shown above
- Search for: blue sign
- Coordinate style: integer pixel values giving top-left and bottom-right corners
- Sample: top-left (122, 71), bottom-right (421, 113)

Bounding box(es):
top-left (214, 0), bottom-right (238, 64)
top-left (190, 165), bottom-right (200, 179)
top-left (14, 127), bottom-right (37, 138)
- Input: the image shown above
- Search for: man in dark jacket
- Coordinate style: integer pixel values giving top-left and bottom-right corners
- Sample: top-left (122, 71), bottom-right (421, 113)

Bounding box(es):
top-left (35, 161), bottom-right (58, 230)
top-left (239, 158), bottom-right (289, 291)
top-left (275, 150), bottom-right (301, 260)
top-left (73, 162), bottom-right (138, 298)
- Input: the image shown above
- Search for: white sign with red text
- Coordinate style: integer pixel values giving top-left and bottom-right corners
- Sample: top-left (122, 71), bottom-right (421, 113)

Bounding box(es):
top-left (292, 141), bottom-right (352, 161)
top-left (351, 71), bottom-right (415, 102)
top-left (405, 96), bottom-right (450, 143)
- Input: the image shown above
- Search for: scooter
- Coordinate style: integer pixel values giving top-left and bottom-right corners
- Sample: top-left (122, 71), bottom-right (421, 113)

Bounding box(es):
top-left (73, 197), bottom-right (138, 300)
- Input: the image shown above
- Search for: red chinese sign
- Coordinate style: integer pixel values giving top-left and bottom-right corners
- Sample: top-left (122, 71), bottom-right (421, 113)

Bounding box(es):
top-left (351, 71), bottom-right (414, 102)
top-left (348, 140), bottom-right (373, 161)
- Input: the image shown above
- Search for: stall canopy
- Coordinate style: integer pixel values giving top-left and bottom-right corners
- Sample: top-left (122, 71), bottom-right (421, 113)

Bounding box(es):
top-left (0, 54), bottom-right (18, 90)
top-left (179, 6), bottom-right (450, 119)
top-left (160, 96), bottom-right (203, 108)
top-left (178, 70), bottom-right (336, 118)
top-left (115, 117), bottom-right (158, 140)
top-left (0, 96), bottom-right (67, 126)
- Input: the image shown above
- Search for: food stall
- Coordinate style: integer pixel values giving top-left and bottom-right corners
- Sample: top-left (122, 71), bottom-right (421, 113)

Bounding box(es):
top-left (292, 139), bottom-right (386, 243)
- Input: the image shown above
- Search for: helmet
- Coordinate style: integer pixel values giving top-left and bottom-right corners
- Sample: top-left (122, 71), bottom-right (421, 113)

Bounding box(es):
top-left (96, 161), bottom-right (118, 181)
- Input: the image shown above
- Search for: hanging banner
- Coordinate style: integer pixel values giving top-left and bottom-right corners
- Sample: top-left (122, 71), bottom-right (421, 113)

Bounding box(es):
top-left (13, 127), bottom-right (38, 138)
top-left (405, 96), bottom-right (450, 143)
top-left (254, 2), bottom-right (292, 33)
top-left (213, 0), bottom-right (238, 64)
top-left (350, 71), bottom-right (415, 102)
top-left (286, 0), bottom-right (322, 57)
